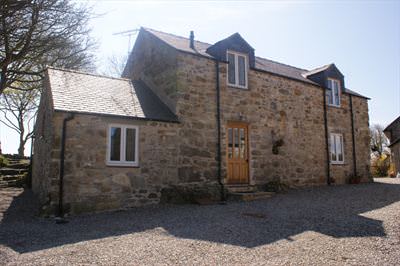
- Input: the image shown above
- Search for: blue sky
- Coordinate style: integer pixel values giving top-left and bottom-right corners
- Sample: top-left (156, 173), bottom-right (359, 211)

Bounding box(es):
top-left (1, 0), bottom-right (399, 154)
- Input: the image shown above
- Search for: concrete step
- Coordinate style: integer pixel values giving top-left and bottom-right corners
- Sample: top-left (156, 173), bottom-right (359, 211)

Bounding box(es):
top-left (4, 158), bottom-right (21, 164)
top-left (228, 191), bottom-right (275, 201)
top-left (0, 168), bottom-right (27, 175)
top-left (0, 179), bottom-right (24, 188)
top-left (7, 163), bottom-right (29, 170)
top-left (1, 175), bottom-right (25, 181)
top-left (225, 185), bottom-right (257, 193)
top-left (6, 180), bottom-right (17, 186)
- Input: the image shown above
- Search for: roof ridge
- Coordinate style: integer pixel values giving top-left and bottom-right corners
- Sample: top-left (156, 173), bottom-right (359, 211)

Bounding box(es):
top-left (142, 27), bottom-right (213, 46)
top-left (46, 66), bottom-right (131, 82)
top-left (255, 56), bottom-right (309, 72)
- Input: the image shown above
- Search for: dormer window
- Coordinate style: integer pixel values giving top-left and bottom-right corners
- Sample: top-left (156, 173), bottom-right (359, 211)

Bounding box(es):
top-left (327, 78), bottom-right (340, 106)
top-left (227, 51), bottom-right (248, 89)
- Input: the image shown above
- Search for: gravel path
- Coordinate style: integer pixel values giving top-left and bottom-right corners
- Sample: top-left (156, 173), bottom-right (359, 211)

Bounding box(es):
top-left (1, 178), bottom-right (400, 265)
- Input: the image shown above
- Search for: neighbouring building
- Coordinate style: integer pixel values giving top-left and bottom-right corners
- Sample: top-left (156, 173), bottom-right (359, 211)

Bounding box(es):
top-left (32, 27), bottom-right (371, 215)
top-left (384, 116), bottom-right (400, 177)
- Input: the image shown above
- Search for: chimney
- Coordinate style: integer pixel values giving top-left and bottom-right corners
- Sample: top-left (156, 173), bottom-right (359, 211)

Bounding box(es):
top-left (189, 31), bottom-right (194, 49)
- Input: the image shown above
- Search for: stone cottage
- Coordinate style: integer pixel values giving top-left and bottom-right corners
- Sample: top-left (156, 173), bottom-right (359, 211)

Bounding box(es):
top-left (384, 116), bottom-right (400, 177)
top-left (32, 27), bottom-right (371, 215)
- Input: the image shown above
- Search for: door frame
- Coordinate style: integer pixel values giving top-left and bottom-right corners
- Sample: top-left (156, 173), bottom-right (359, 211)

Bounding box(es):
top-left (226, 121), bottom-right (250, 185)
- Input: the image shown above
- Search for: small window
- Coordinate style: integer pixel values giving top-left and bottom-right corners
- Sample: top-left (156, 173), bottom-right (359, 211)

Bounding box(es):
top-left (330, 133), bottom-right (344, 164)
top-left (326, 78), bottom-right (341, 106)
top-left (107, 124), bottom-right (139, 166)
top-left (227, 51), bottom-right (248, 88)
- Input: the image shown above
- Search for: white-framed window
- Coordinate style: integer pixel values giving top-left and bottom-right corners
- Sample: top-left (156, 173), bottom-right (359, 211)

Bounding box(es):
top-left (330, 133), bottom-right (344, 164)
top-left (227, 50), bottom-right (248, 89)
top-left (107, 124), bottom-right (139, 167)
top-left (326, 78), bottom-right (341, 106)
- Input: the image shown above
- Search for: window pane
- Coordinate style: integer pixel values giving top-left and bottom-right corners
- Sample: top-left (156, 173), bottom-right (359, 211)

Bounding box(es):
top-left (238, 55), bottom-right (246, 86)
top-left (330, 135), bottom-right (336, 161)
top-left (327, 79), bottom-right (332, 89)
top-left (110, 127), bottom-right (121, 161)
top-left (326, 89), bottom-right (333, 105)
top-left (240, 128), bottom-right (245, 159)
top-left (337, 135), bottom-right (343, 161)
top-left (334, 80), bottom-right (339, 90)
top-left (234, 128), bottom-right (239, 158)
top-left (335, 135), bottom-right (341, 161)
top-left (227, 53), bottom-right (236, 84)
top-left (125, 128), bottom-right (136, 162)
top-left (334, 81), bottom-right (340, 106)
top-left (228, 128), bottom-right (233, 158)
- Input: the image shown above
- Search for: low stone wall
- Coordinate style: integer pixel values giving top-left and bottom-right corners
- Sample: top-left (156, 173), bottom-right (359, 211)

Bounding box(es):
top-left (160, 182), bottom-right (224, 204)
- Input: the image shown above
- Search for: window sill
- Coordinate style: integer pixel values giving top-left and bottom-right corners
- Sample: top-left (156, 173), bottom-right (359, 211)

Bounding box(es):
top-left (327, 104), bottom-right (341, 108)
top-left (330, 161), bottom-right (345, 165)
top-left (227, 84), bottom-right (248, 90)
top-left (106, 161), bottom-right (139, 168)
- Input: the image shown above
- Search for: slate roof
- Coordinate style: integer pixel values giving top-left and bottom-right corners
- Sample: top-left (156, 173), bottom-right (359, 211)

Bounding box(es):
top-left (143, 27), bottom-right (368, 99)
top-left (47, 67), bottom-right (178, 122)
top-left (254, 57), bottom-right (315, 84)
top-left (384, 116), bottom-right (400, 133)
top-left (144, 27), bottom-right (213, 58)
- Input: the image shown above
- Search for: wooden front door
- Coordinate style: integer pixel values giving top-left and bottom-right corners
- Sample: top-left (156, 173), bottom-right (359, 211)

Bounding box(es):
top-left (226, 122), bottom-right (249, 184)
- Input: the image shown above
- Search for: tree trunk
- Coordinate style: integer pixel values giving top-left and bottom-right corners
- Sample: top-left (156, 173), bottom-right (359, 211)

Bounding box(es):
top-left (18, 142), bottom-right (25, 157)
top-left (17, 112), bottom-right (25, 157)
top-left (18, 132), bottom-right (25, 157)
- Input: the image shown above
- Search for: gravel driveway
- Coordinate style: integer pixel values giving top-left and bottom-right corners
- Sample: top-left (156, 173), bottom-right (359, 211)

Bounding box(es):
top-left (1, 178), bottom-right (400, 265)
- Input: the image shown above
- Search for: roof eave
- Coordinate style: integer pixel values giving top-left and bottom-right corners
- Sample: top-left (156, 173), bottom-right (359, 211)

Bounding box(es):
top-left (54, 109), bottom-right (180, 124)
top-left (389, 137), bottom-right (400, 147)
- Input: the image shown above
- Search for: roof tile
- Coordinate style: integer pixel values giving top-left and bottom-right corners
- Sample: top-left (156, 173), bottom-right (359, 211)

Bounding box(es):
top-left (47, 67), bottom-right (178, 122)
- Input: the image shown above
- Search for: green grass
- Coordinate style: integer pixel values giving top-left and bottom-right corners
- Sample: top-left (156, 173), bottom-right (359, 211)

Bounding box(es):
top-left (0, 155), bottom-right (9, 167)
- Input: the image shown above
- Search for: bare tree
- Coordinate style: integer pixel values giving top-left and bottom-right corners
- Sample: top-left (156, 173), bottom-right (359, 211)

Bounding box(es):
top-left (0, 0), bottom-right (96, 155)
top-left (100, 54), bottom-right (128, 78)
top-left (0, 0), bottom-right (96, 95)
top-left (0, 86), bottom-right (39, 156)
top-left (370, 124), bottom-right (389, 157)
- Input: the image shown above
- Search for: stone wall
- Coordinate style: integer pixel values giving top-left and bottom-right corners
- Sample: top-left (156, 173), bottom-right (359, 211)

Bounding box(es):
top-left (124, 30), bottom-right (178, 113)
top-left (350, 96), bottom-right (371, 180)
top-left (127, 38), bottom-right (221, 185)
top-left (43, 112), bottom-right (181, 214)
top-left (175, 53), bottom-right (219, 184)
top-left (218, 63), bottom-right (327, 186)
top-left (326, 94), bottom-right (353, 183)
top-left (391, 143), bottom-right (400, 176)
top-left (126, 37), bottom-right (371, 187)
top-left (32, 75), bottom-right (55, 205)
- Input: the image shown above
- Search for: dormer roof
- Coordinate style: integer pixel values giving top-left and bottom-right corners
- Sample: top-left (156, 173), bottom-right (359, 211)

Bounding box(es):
top-left (205, 32), bottom-right (256, 67)
top-left (206, 32), bottom-right (255, 53)
top-left (303, 63), bottom-right (344, 78)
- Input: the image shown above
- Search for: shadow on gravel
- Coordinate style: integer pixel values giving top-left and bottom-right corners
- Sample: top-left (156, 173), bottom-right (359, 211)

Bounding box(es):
top-left (1, 180), bottom-right (400, 252)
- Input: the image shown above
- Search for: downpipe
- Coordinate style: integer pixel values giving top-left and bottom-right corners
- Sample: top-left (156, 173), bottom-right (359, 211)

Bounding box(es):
top-left (56, 113), bottom-right (74, 224)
